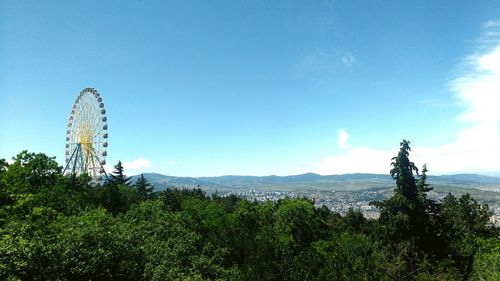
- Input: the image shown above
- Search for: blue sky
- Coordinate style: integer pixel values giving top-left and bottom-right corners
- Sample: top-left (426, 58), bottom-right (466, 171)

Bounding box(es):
top-left (1, 1), bottom-right (500, 176)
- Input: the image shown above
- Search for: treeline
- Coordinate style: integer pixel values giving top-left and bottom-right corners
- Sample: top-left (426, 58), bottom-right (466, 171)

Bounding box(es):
top-left (0, 141), bottom-right (498, 280)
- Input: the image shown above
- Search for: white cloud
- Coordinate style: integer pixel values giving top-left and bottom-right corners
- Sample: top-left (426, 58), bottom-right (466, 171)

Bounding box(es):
top-left (123, 157), bottom-right (152, 172)
top-left (316, 147), bottom-right (395, 174)
top-left (484, 20), bottom-right (500, 28)
top-left (409, 125), bottom-right (500, 174)
top-left (102, 158), bottom-right (153, 175)
top-left (166, 160), bottom-right (178, 165)
top-left (337, 129), bottom-right (350, 149)
top-left (315, 21), bottom-right (500, 175)
top-left (453, 46), bottom-right (500, 124)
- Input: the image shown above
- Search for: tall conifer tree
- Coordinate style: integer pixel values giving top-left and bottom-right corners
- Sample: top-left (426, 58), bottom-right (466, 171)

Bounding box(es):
top-left (134, 174), bottom-right (154, 199)
top-left (108, 161), bottom-right (131, 186)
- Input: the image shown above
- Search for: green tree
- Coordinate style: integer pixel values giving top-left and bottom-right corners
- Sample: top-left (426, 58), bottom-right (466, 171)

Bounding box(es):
top-left (0, 159), bottom-right (11, 208)
top-left (438, 193), bottom-right (494, 276)
top-left (108, 161), bottom-right (131, 186)
top-left (344, 208), bottom-right (366, 234)
top-left (313, 233), bottom-right (389, 281)
top-left (372, 141), bottom-right (418, 240)
top-left (162, 187), bottom-right (205, 212)
top-left (134, 174), bottom-right (154, 199)
top-left (370, 140), bottom-right (441, 277)
top-left (469, 238), bottom-right (500, 281)
top-left (100, 181), bottom-right (125, 215)
top-left (0, 159), bottom-right (8, 173)
top-left (3, 151), bottom-right (61, 194)
top-left (226, 200), bottom-right (259, 267)
top-left (390, 140), bottom-right (419, 201)
top-left (274, 198), bottom-right (318, 251)
top-left (1, 148), bottom-right (497, 280)
top-left (372, 141), bottom-right (436, 242)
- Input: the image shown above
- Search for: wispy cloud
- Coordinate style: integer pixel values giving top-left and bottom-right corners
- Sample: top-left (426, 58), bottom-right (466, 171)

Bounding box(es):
top-left (337, 129), bottom-right (350, 149)
top-left (452, 45), bottom-right (500, 124)
top-left (477, 19), bottom-right (500, 45)
top-left (296, 50), bottom-right (356, 70)
top-left (166, 160), bottom-right (178, 165)
top-left (296, 50), bottom-right (334, 69)
top-left (484, 20), bottom-right (500, 28)
top-left (315, 20), bottom-right (500, 175)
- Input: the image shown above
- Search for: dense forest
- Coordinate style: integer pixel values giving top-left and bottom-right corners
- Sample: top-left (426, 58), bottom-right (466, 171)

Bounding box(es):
top-left (0, 140), bottom-right (498, 280)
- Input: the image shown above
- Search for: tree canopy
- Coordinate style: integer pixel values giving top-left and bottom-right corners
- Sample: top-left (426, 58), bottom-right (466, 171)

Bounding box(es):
top-left (0, 142), bottom-right (498, 280)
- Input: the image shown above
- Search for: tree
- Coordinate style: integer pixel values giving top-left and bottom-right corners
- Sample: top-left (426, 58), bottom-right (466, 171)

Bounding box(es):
top-left (0, 159), bottom-right (8, 174)
top-left (2, 148), bottom-right (497, 280)
top-left (100, 181), bottom-right (125, 215)
top-left (344, 208), bottom-right (366, 234)
top-left (3, 151), bottom-right (61, 194)
top-left (469, 238), bottom-right (500, 281)
top-left (438, 193), bottom-right (494, 275)
top-left (0, 159), bottom-right (10, 207)
top-left (108, 161), bottom-right (131, 186)
top-left (390, 139), bottom-right (419, 201)
top-left (371, 140), bottom-right (435, 251)
top-left (134, 174), bottom-right (154, 199)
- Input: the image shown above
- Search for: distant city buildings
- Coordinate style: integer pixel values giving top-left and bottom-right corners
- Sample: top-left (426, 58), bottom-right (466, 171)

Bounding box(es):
top-left (225, 189), bottom-right (382, 219)
top-left (224, 189), bottom-right (499, 221)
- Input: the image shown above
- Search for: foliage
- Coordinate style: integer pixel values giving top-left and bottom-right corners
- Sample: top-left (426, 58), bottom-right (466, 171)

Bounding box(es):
top-left (469, 238), bottom-right (500, 281)
top-left (371, 141), bottom-right (438, 254)
top-left (134, 174), bottom-right (154, 199)
top-left (0, 145), bottom-right (498, 280)
top-left (108, 161), bottom-right (131, 186)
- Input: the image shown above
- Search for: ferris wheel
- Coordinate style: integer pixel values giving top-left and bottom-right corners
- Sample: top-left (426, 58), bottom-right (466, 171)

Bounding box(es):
top-left (63, 87), bottom-right (108, 180)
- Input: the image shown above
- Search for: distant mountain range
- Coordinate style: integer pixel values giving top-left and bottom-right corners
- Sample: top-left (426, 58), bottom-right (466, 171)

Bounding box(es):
top-left (131, 172), bottom-right (500, 193)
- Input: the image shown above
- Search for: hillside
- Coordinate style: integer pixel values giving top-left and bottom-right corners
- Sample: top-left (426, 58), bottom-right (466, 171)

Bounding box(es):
top-left (132, 172), bottom-right (500, 192)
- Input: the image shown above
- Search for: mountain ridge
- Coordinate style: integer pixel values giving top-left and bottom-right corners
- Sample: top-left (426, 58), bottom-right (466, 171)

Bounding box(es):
top-left (130, 172), bottom-right (500, 192)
